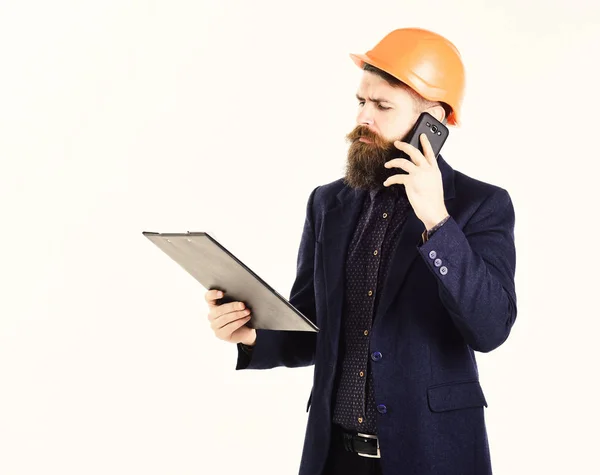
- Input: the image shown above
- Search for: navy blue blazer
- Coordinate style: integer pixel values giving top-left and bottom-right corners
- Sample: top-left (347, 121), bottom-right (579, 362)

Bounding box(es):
top-left (236, 155), bottom-right (517, 475)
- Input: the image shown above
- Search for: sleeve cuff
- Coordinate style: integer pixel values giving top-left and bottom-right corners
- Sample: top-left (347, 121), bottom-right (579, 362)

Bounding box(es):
top-left (421, 214), bottom-right (451, 244)
top-left (239, 343), bottom-right (254, 354)
top-left (236, 342), bottom-right (253, 370)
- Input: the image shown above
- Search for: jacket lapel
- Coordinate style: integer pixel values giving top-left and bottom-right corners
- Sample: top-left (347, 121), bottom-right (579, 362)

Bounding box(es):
top-left (375, 155), bottom-right (456, 320)
top-left (321, 185), bottom-right (367, 354)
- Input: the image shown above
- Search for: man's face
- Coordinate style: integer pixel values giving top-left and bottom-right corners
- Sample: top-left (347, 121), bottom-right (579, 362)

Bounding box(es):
top-left (344, 70), bottom-right (422, 191)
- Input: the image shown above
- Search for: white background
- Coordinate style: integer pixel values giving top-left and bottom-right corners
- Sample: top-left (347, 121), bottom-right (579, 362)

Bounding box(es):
top-left (1, 1), bottom-right (599, 474)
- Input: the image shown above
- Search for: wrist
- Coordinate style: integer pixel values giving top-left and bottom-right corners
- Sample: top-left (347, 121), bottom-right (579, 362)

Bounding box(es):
top-left (240, 330), bottom-right (257, 347)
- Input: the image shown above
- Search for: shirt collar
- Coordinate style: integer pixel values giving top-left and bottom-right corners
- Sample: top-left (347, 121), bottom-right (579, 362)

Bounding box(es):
top-left (369, 183), bottom-right (404, 201)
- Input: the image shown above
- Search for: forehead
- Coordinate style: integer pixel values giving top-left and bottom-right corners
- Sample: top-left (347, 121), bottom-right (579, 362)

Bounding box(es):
top-left (356, 70), bottom-right (414, 104)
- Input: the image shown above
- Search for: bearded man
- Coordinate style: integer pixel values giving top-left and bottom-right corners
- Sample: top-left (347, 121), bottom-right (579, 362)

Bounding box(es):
top-left (206, 27), bottom-right (517, 475)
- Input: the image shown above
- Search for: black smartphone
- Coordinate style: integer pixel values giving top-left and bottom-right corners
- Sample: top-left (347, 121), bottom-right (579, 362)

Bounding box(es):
top-left (395, 112), bottom-right (449, 171)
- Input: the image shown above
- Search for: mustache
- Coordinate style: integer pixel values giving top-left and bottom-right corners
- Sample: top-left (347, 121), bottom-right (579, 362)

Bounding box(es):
top-left (345, 125), bottom-right (391, 149)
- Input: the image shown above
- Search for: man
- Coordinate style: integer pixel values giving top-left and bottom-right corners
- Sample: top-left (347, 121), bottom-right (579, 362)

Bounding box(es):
top-left (205, 28), bottom-right (517, 475)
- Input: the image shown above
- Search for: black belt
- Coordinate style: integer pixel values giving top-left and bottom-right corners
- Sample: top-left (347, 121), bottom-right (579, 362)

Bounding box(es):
top-left (332, 425), bottom-right (381, 458)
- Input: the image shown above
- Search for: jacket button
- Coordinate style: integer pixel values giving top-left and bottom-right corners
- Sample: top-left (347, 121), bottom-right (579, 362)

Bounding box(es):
top-left (429, 250), bottom-right (437, 259)
top-left (371, 351), bottom-right (383, 361)
top-left (434, 258), bottom-right (442, 267)
top-left (440, 266), bottom-right (448, 275)
top-left (377, 404), bottom-right (387, 414)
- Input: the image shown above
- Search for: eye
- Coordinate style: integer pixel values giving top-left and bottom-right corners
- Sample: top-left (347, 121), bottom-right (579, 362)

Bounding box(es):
top-left (358, 101), bottom-right (365, 107)
top-left (378, 104), bottom-right (392, 111)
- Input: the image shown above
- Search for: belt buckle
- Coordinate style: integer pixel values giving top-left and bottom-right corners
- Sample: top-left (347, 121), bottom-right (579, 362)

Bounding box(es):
top-left (356, 432), bottom-right (380, 459)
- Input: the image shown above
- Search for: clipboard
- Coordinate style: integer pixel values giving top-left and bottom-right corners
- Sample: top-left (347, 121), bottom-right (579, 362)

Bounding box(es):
top-left (142, 231), bottom-right (319, 333)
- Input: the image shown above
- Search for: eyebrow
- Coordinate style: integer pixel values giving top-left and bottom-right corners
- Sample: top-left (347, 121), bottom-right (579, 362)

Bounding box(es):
top-left (356, 93), bottom-right (393, 104)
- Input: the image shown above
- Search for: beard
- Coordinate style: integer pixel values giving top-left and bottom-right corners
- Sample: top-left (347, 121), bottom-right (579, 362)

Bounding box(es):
top-left (343, 125), bottom-right (407, 191)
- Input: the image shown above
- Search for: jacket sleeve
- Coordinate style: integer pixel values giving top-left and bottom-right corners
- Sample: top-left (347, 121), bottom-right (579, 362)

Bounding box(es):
top-left (235, 186), bottom-right (319, 370)
top-left (417, 188), bottom-right (517, 353)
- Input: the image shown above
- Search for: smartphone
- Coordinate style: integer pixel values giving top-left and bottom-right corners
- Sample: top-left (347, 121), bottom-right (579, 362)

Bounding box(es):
top-left (395, 112), bottom-right (449, 170)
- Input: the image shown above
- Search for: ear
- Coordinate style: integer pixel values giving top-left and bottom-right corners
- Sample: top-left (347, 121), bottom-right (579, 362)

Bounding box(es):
top-left (427, 104), bottom-right (446, 124)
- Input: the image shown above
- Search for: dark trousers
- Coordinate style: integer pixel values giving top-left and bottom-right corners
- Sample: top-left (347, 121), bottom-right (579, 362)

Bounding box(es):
top-left (322, 426), bottom-right (383, 475)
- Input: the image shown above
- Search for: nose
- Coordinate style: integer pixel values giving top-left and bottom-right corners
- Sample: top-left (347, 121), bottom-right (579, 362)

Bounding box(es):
top-left (357, 107), bottom-right (374, 127)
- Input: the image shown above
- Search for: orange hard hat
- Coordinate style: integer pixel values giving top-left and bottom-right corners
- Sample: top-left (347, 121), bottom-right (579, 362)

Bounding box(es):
top-left (350, 28), bottom-right (466, 126)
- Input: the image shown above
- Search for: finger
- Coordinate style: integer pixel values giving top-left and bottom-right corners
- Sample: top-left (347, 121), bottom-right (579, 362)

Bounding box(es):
top-left (419, 133), bottom-right (436, 165)
top-left (383, 174), bottom-right (408, 187)
top-left (208, 301), bottom-right (246, 321)
top-left (205, 289), bottom-right (224, 305)
top-left (223, 301), bottom-right (246, 315)
top-left (216, 314), bottom-right (252, 339)
top-left (384, 158), bottom-right (417, 174)
top-left (394, 141), bottom-right (425, 166)
top-left (212, 309), bottom-right (251, 330)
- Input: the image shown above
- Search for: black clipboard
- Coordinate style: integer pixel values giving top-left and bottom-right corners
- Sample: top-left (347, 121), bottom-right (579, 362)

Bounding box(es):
top-left (142, 231), bottom-right (318, 332)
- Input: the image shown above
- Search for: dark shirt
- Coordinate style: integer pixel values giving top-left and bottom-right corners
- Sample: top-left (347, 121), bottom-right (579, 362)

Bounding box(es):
top-left (331, 185), bottom-right (411, 434)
